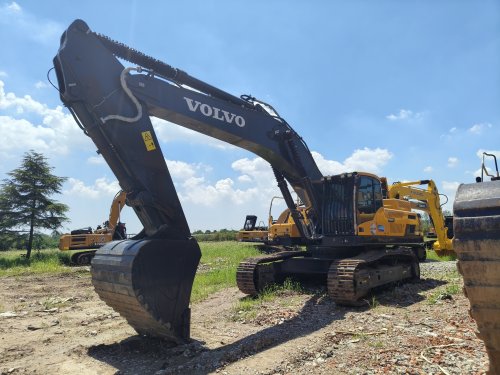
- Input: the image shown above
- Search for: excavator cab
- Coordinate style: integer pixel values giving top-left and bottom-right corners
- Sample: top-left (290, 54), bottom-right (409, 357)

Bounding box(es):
top-left (243, 215), bottom-right (258, 231)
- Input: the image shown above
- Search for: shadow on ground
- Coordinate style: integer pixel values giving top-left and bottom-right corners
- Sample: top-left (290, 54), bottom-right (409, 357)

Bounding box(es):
top-left (88, 273), bottom-right (448, 375)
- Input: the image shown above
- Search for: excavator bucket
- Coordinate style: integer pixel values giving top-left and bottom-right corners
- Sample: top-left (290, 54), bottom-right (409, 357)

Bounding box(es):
top-left (454, 181), bottom-right (500, 373)
top-left (91, 238), bottom-right (201, 343)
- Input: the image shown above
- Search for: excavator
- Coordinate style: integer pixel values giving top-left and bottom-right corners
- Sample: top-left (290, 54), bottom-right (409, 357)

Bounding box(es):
top-left (58, 191), bottom-right (127, 264)
top-left (387, 179), bottom-right (454, 257)
top-left (239, 186), bottom-right (430, 261)
top-left (454, 152), bottom-right (500, 374)
top-left (236, 196), bottom-right (307, 246)
top-left (54, 19), bottom-right (423, 343)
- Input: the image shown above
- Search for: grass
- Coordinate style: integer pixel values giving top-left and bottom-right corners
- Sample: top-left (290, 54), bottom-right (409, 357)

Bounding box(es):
top-left (0, 249), bottom-right (73, 277)
top-left (427, 268), bottom-right (462, 305)
top-left (368, 340), bottom-right (385, 349)
top-left (367, 295), bottom-right (380, 309)
top-left (0, 241), bottom-right (293, 304)
top-left (231, 278), bottom-right (304, 321)
top-left (426, 250), bottom-right (457, 262)
top-left (190, 241), bottom-right (261, 302)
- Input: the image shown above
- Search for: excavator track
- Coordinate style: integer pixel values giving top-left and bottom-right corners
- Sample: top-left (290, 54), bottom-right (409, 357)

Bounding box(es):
top-left (327, 248), bottom-right (419, 306)
top-left (70, 250), bottom-right (97, 265)
top-left (236, 250), bottom-right (306, 295)
top-left (454, 182), bottom-right (500, 374)
top-left (91, 238), bottom-right (200, 343)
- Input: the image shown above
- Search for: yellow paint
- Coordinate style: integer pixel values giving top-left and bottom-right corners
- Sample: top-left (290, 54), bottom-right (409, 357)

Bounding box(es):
top-left (141, 131), bottom-right (156, 151)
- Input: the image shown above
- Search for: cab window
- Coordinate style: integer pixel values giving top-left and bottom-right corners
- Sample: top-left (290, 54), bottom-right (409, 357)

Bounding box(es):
top-left (357, 176), bottom-right (383, 214)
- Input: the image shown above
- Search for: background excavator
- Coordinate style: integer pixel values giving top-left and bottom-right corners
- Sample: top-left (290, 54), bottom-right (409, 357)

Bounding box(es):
top-left (58, 191), bottom-right (127, 264)
top-left (54, 19), bottom-right (423, 343)
top-left (236, 196), bottom-right (307, 246)
top-left (454, 152), bottom-right (500, 374)
top-left (387, 179), bottom-right (454, 257)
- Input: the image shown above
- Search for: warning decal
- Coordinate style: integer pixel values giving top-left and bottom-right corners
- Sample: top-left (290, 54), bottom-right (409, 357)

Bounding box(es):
top-left (141, 131), bottom-right (156, 151)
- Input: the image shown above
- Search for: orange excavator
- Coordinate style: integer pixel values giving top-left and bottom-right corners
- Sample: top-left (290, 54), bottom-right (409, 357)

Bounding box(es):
top-left (58, 191), bottom-right (127, 264)
top-left (54, 20), bottom-right (423, 343)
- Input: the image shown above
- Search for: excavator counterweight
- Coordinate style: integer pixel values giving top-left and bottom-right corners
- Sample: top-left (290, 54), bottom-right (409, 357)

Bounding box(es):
top-left (454, 153), bottom-right (500, 374)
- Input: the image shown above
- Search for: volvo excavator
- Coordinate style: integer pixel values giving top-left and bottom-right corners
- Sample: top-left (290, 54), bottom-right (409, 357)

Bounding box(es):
top-left (58, 191), bottom-right (127, 265)
top-left (388, 179), bottom-right (454, 257)
top-left (53, 20), bottom-right (422, 343)
top-left (454, 152), bottom-right (500, 374)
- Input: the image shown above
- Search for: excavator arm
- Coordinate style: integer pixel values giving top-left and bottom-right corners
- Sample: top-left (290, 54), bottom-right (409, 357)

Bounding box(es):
top-left (53, 19), bottom-right (325, 342)
top-left (54, 20), bottom-right (323, 242)
top-left (388, 179), bottom-right (453, 254)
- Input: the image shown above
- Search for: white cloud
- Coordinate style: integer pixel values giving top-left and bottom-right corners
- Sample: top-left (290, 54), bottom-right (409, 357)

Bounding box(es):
top-left (442, 181), bottom-right (460, 193)
top-left (469, 122), bottom-right (492, 135)
top-left (238, 174), bottom-right (252, 183)
top-left (440, 181), bottom-right (461, 212)
top-left (447, 157), bottom-right (458, 168)
top-left (231, 157), bottom-right (274, 182)
top-left (386, 109), bottom-right (423, 121)
top-left (34, 81), bottom-right (49, 89)
top-left (0, 2), bottom-right (62, 45)
top-left (64, 177), bottom-right (120, 199)
top-left (5, 2), bottom-right (21, 12)
top-left (87, 156), bottom-right (106, 165)
top-left (0, 80), bottom-right (90, 160)
top-left (312, 147), bottom-right (393, 175)
top-left (0, 71), bottom-right (7, 78)
top-left (424, 166), bottom-right (433, 173)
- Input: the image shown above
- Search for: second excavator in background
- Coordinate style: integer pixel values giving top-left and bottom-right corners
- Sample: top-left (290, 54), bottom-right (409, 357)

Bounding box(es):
top-left (237, 196), bottom-right (307, 246)
top-left (387, 179), bottom-right (454, 257)
top-left (58, 191), bottom-right (127, 264)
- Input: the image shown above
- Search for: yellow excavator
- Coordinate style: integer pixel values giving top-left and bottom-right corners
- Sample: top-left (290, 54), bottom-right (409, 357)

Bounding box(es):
top-left (387, 179), bottom-right (454, 257)
top-left (239, 181), bottom-right (429, 260)
top-left (454, 152), bottom-right (500, 374)
top-left (237, 196), bottom-right (308, 246)
top-left (59, 191), bottom-right (127, 264)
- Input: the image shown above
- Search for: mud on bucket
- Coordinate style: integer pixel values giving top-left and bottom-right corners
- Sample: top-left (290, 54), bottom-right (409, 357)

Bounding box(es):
top-left (91, 237), bottom-right (201, 343)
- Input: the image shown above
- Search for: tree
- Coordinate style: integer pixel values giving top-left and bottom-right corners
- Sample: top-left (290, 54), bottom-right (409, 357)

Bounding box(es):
top-left (0, 151), bottom-right (69, 258)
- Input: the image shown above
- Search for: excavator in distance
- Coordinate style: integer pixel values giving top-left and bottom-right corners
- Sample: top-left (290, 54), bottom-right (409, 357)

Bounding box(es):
top-left (236, 196), bottom-right (307, 246)
top-left (387, 179), bottom-right (454, 258)
top-left (54, 19), bottom-right (422, 344)
top-left (58, 191), bottom-right (127, 265)
top-left (454, 152), bottom-right (500, 374)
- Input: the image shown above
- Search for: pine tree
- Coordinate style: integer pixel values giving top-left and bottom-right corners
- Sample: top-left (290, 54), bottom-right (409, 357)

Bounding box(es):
top-left (0, 151), bottom-right (69, 258)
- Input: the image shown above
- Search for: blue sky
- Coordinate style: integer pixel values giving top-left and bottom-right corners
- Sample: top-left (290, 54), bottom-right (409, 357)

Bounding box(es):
top-left (0, 1), bottom-right (499, 234)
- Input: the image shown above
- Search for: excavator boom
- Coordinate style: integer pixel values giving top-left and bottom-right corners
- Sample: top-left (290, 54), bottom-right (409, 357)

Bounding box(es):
top-left (54, 19), bottom-right (324, 342)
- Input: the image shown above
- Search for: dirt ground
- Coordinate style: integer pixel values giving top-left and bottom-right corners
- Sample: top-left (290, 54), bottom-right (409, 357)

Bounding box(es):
top-left (0, 261), bottom-right (489, 375)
